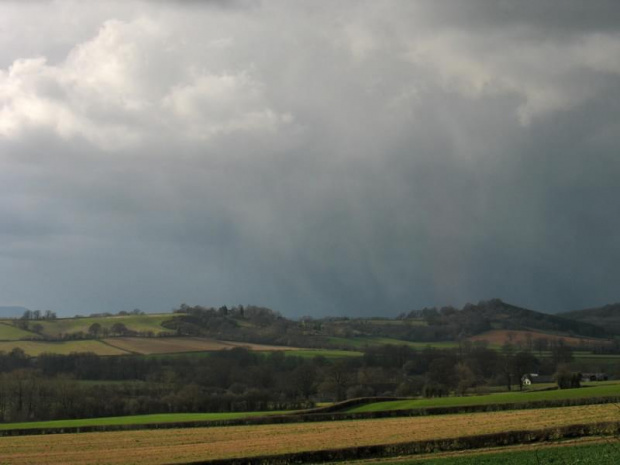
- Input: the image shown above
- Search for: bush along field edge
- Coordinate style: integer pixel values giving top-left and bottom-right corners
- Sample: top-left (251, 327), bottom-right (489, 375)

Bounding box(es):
top-left (1, 395), bottom-right (619, 437)
top-left (176, 421), bottom-right (620, 465)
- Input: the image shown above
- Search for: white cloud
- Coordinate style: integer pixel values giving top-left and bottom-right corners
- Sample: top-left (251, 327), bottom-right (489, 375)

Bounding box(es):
top-left (162, 72), bottom-right (292, 140)
top-left (405, 30), bottom-right (620, 125)
top-left (0, 17), bottom-right (290, 151)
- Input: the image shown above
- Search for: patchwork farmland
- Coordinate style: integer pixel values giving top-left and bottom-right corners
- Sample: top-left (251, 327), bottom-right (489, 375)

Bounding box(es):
top-left (0, 300), bottom-right (618, 464)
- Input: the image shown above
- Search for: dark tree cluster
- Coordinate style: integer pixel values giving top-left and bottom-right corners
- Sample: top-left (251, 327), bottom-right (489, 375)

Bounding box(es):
top-left (0, 349), bottom-right (319, 422)
top-left (0, 340), bottom-right (560, 423)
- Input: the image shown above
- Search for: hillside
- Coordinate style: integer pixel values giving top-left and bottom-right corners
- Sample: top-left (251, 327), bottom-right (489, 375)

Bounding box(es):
top-left (466, 300), bottom-right (615, 338)
top-left (155, 300), bottom-right (616, 351)
top-left (0, 300), bottom-right (615, 357)
top-left (559, 303), bottom-right (620, 334)
top-left (399, 299), bottom-right (616, 339)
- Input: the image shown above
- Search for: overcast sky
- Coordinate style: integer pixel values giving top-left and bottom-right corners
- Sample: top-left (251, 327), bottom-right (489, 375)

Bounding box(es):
top-left (1, 1), bottom-right (619, 317)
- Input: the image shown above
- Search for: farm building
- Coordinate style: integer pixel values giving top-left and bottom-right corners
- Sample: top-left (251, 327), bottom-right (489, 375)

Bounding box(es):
top-left (521, 373), bottom-right (554, 385)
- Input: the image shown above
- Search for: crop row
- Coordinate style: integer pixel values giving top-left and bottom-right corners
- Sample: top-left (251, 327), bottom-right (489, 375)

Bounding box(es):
top-left (0, 404), bottom-right (618, 464)
top-left (184, 421), bottom-right (620, 465)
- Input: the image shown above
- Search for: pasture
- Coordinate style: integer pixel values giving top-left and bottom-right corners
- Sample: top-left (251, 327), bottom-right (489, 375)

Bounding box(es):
top-left (284, 349), bottom-right (363, 358)
top-left (364, 318), bottom-right (427, 326)
top-left (0, 340), bottom-right (129, 356)
top-left (344, 382), bottom-right (620, 412)
top-left (0, 322), bottom-right (40, 341)
top-left (0, 404), bottom-right (617, 464)
top-left (0, 336), bottom-right (304, 356)
top-left (34, 314), bottom-right (173, 338)
top-left (0, 411), bottom-right (291, 431)
top-left (327, 336), bottom-right (458, 350)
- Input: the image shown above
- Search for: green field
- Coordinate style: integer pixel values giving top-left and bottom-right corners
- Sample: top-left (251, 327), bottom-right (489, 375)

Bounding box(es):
top-left (0, 322), bottom-right (40, 341)
top-left (0, 340), bottom-right (129, 356)
top-left (34, 314), bottom-right (173, 338)
top-left (327, 336), bottom-right (458, 350)
top-left (362, 319), bottom-right (427, 327)
top-left (284, 349), bottom-right (364, 358)
top-left (345, 383), bottom-right (620, 412)
top-left (139, 348), bottom-right (363, 360)
top-left (574, 352), bottom-right (620, 360)
top-left (346, 441), bottom-right (620, 464)
top-left (0, 410), bottom-right (292, 431)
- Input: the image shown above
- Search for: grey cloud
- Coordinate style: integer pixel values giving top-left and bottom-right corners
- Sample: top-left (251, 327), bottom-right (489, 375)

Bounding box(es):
top-left (0, 1), bottom-right (618, 316)
top-left (416, 0), bottom-right (620, 35)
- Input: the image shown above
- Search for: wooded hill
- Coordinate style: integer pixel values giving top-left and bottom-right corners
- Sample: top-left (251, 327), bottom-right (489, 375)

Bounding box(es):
top-left (162, 299), bottom-right (617, 349)
top-left (3, 299), bottom-right (617, 353)
top-left (559, 303), bottom-right (620, 334)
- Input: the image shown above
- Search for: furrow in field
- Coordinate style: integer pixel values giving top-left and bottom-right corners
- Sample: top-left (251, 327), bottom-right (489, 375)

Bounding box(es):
top-left (0, 403), bottom-right (618, 464)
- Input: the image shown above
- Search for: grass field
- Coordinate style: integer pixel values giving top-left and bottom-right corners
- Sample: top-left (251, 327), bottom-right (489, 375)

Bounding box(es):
top-left (284, 349), bottom-right (364, 358)
top-left (35, 314), bottom-right (173, 338)
top-left (137, 348), bottom-right (361, 360)
top-left (574, 353), bottom-right (620, 360)
top-left (0, 411), bottom-right (291, 431)
top-left (344, 383), bottom-right (620, 412)
top-left (341, 440), bottom-right (620, 464)
top-left (0, 404), bottom-right (617, 464)
top-left (0, 336), bottom-right (305, 356)
top-left (0, 340), bottom-right (129, 356)
top-left (327, 336), bottom-right (458, 350)
top-left (363, 319), bottom-right (427, 327)
top-left (0, 322), bottom-right (40, 341)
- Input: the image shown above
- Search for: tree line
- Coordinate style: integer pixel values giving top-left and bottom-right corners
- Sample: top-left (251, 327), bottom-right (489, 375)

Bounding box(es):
top-left (0, 338), bottom-right (587, 423)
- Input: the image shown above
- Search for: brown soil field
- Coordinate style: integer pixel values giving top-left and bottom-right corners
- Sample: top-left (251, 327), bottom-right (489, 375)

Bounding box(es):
top-left (102, 337), bottom-right (236, 354)
top-left (222, 340), bottom-right (301, 351)
top-left (467, 329), bottom-right (609, 347)
top-left (102, 337), bottom-right (300, 355)
top-left (0, 404), bottom-right (617, 464)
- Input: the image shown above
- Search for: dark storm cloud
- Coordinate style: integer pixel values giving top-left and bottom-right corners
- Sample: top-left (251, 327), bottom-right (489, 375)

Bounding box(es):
top-left (0, 1), bottom-right (618, 316)
top-left (421, 0), bottom-right (620, 34)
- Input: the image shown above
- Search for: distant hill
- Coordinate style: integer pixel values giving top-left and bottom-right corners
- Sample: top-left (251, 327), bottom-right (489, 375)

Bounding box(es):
top-left (559, 303), bottom-right (620, 335)
top-left (460, 299), bottom-right (615, 338)
top-left (401, 299), bottom-right (615, 340)
top-left (0, 300), bottom-right (616, 356)
top-left (0, 306), bottom-right (29, 318)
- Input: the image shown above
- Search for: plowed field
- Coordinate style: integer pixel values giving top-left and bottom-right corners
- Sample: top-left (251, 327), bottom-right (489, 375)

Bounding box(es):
top-left (103, 337), bottom-right (299, 354)
top-left (468, 330), bottom-right (609, 347)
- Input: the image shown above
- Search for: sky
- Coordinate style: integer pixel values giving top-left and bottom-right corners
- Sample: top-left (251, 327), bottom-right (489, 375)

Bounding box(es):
top-left (0, 1), bottom-right (619, 317)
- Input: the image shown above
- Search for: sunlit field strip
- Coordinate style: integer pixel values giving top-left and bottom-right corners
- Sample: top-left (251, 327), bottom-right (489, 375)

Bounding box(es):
top-left (0, 340), bottom-right (129, 356)
top-left (0, 322), bottom-right (40, 340)
top-left (0, 404), bottom-right (617, 464)
top-left (0, 411), bottom-right (292, 431)
top-left (34, 315), bottom-right (173, 338)
top-left (344, 383), bottom-right (620, 412)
